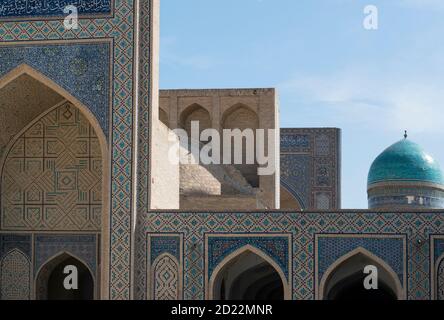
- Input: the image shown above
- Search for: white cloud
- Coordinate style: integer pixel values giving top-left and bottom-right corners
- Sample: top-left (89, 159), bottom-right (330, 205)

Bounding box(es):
top-left (279, 69), bottom-right (444, 134)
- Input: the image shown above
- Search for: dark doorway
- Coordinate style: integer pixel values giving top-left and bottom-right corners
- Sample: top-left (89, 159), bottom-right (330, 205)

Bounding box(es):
top-left (229, 263), bottom-right (284, 300)
top-left (36, 254), bottom-right (94, 300)
top-left (327, 271), bottom-right (397, 301)
top-left (213, 250), bottom-right (285, 300)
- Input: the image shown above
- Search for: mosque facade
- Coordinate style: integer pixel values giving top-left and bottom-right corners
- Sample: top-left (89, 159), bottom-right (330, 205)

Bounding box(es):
top-left (1, 1), bottom-right (444, 301)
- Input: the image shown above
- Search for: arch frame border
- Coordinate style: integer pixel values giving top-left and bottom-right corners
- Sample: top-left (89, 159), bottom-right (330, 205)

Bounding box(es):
top-left (0, 62), bottom-right (111, 299)
top-left (34, 250), bottom-right (97, 300)
top-left (150, 252), bottom-right (181, 300)
top-left (146, 233), bottom-right (184, 300)
top-left (315, 234), bottom-right (407, 300)
top-left (0, 248), bottom-right (32, 300)
top-left (430, 235), bottom-right (444, 300)
top-left (205, 233), bottom-right (292, 300)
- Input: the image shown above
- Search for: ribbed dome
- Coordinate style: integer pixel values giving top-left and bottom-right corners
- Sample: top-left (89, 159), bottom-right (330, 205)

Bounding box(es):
top-left (368, 139), bottom-right (444, 187)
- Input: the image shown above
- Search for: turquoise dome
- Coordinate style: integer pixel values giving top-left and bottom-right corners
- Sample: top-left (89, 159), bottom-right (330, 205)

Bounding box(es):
top-left (368, 139), bottom-right (444, 187)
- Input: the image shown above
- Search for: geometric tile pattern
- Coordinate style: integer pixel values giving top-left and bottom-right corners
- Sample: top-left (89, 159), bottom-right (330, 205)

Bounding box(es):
top-left (281, 154), bottom-right (311, 208)
top-left (145, 234), bottom-right (183, 301)
top-left (0, 249), bottom-right (31, 300)
top-left (34, 234), bottom-right (97, 274)
top-left (139, 211), bottom-right (444, 300)
top-left (133, 0), bottom-right (153, 300)
top-left (317, 235), bottom-right (405, 283)
top-left (1, 103), bottom-right (102, 231)
top-left (151, 236), bottom-right (180, 262)
top-left (0, 234), bottom-right (31, 258)
top-left (0, 43), bottom-right (111, 137)
top-left (152, 254), bottom-right (180, 300)
top-left (281, 128), bottom-right (341, 210)
top-left (0, 1), bottom-right (112, 19)
top-left (207, 236), bottom-right (290, 279)
top-left (0, 0), bottom-right (139, 299)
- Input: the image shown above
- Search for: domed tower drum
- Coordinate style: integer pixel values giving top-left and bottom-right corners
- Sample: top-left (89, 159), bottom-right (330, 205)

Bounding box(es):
top-left (367, 136), bottom-right (444, 210)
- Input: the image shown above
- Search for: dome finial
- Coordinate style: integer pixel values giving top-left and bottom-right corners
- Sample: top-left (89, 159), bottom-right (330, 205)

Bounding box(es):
top-left (404, 130), bottom-right (408, 139)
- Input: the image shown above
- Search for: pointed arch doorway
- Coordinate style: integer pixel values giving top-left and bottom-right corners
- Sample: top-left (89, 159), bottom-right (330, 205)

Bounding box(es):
top-left (318, 248), bottom-right (404, 300)
top-left (209, 245), bottom-right (290, 300)
top-left (35, 253), bottom-right (94, 300)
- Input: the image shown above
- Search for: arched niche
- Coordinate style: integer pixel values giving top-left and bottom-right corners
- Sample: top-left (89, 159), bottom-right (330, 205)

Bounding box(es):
top-left (0, 64), bottom-right (110, 299)
top-left (151, 253), bottom-right (181, 300)
top-left (35, 252), bottom-right (95, 300)
top-left (179, 103), bottom-right (211, 138)
top-left (208, 245), bottom-right (290, 300)
top-left (0, 249), bottom-right (31, 300)
top-left (318, 247), bottom-right (404, 300)
top-left (221, 104), bottom-right (259, 188)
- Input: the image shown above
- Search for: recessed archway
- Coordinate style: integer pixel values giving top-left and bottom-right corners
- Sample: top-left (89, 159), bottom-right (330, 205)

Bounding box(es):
top-left (179, 103), bottom-right (211, 137)
top-left (35, 252), bottom-right (94, 300)
top-left (318, 247), bottom-right (404, 300)
top-left (221, 104), bottom-right (259, 187)
top-left (209, 245), bottom-right (290, 300)
top-left (0, 64), bottom-right (110, 299)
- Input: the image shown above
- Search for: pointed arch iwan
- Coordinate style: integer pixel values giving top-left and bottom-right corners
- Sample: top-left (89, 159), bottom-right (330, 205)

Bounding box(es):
top-left (0, 64), bottom-right (110, 299)
top-left (207, 244), bottom-right (291, 300)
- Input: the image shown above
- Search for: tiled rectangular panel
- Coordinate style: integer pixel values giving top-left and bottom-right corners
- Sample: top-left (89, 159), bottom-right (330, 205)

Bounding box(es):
top-left (0, 1), bottom-right (112, 19)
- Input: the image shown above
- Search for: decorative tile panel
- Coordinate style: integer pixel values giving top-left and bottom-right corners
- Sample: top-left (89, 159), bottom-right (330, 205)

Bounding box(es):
top-left (0, 1), bottom-right (112, 19)
top-left (0, 0), bottom-right (141, 299)
top-left (0, 234), bottom-right (31, 259)
top-left (34, 234), bottom-right (97, 274)
top-left (316, 235), bottom-right (405, 283)
top-left (1, 103), bottom-right (102, 231)
top-left (206, 235), bottom-right (290, 280)
top-left (138, 211), bottom-right (444, 300)
top-left (0, 42), bottom-right (111, 137)
top-left (0, 249), bottom-right (31, 300)
top-left (280, 128), bottom-right (341, 210)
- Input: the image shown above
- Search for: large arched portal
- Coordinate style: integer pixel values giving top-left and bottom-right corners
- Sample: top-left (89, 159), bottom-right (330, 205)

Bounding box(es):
top-left (210, 246), bottom-right (289, 300)
top-left (319, 248), bottom-right (404, 300)
top-left (36, 253), bottom-right (94, 300)
top-left (0, 65), bottom-right (109, 299)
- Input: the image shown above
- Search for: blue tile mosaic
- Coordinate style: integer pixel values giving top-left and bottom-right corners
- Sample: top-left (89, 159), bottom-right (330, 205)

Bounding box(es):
top-left (150, 236), bottom-right (181, 261)
top-left (207, 236), bottom-right (289, 279)
top-left (34, 234), bottom-right (97, 273)
top-left (317, 236), bottom-right (405, 283)
top-left (0, 42), bottom-right (111, 138)
top-left (0, 234), bottom-right (31, 259)
top-left (281, 154), bottom-right (311, 208)
top-left (281, 134), bottom-right (310, 152)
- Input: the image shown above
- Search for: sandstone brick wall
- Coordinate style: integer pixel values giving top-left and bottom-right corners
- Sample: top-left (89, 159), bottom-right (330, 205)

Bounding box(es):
top-left (159, 88), bottom-right (280, 210)
top-left (180, 195), bottom-right (259, 211)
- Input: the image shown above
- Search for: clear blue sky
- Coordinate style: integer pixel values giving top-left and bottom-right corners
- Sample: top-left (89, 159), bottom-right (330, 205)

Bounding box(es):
top-left (160, 0), bottom-right (444, 209)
